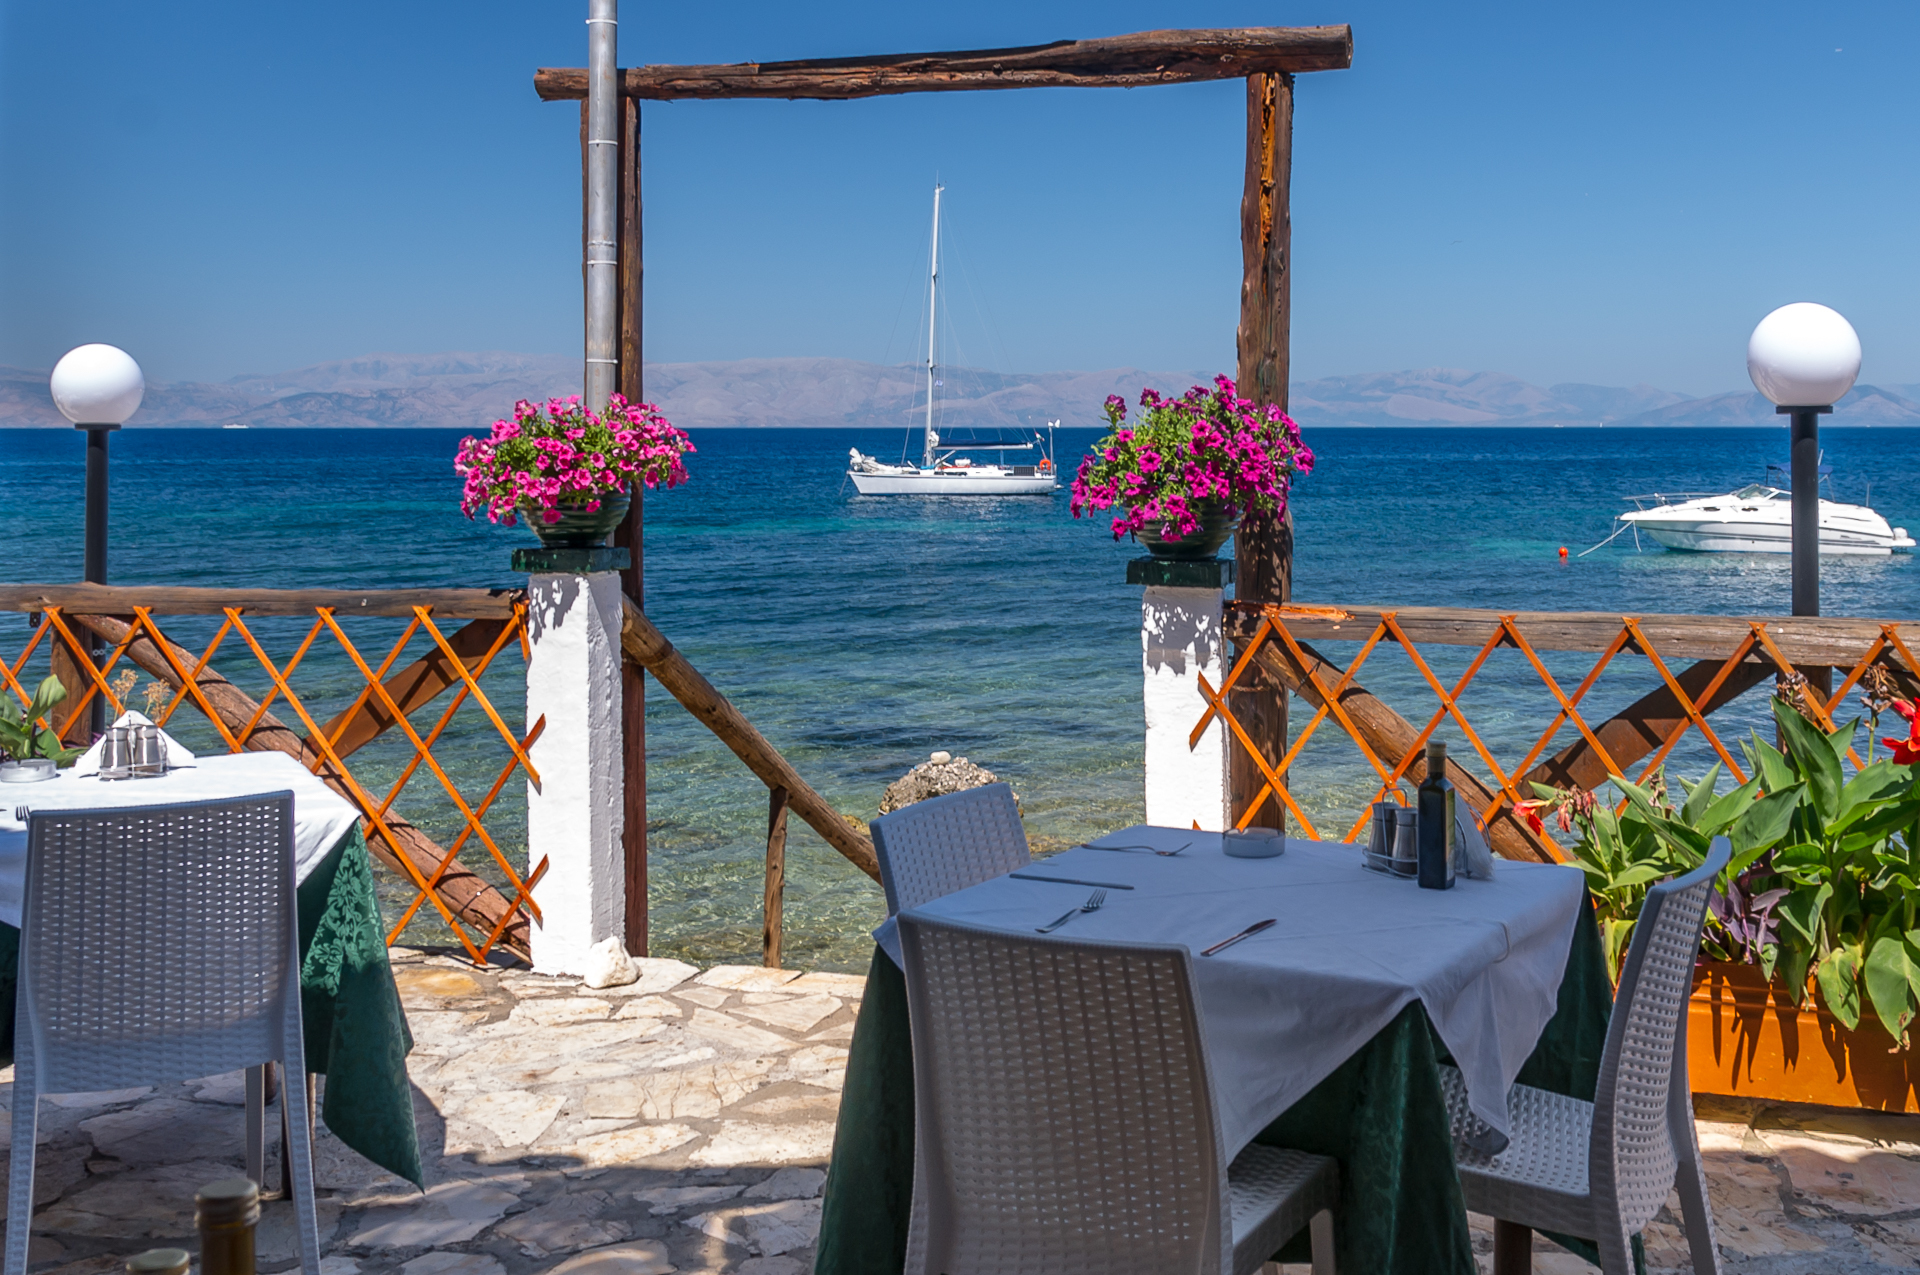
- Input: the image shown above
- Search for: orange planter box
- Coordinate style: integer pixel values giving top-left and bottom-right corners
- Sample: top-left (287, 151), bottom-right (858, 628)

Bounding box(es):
top-left (1689, 961), bottom-right (1917, 1112)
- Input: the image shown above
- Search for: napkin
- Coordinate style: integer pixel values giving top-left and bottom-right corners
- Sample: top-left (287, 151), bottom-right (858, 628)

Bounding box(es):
top-left (1455, 806), bottom-right (1496, 880)
top-left (71, 711), bottom-right (198, 777)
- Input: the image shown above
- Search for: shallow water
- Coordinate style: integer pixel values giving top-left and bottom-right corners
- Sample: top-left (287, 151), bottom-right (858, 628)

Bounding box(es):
top-left (0, 423), bottom-right (1914, 969)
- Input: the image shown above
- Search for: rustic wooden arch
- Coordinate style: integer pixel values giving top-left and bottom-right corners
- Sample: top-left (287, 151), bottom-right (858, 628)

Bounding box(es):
top-left (535, 25), bottom-right (1356, 947)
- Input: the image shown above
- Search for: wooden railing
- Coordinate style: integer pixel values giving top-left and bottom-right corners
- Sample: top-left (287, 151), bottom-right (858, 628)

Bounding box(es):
top-left (0, 584), bottom-right (877, 969)
top-left (1207, 601), bottom-right (1920, 860)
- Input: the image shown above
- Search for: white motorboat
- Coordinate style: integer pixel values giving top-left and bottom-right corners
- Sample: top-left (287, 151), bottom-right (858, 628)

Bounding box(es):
top-left (846, 184), bottom-right (1061, 497)
top-left (1619, 470), bottom-right (1912, 556)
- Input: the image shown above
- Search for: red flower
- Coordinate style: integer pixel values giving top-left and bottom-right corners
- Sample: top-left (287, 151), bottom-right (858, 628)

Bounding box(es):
top-left (1884, 699), bottom-right (1920, 764)
top-left (1515, 798), bottom-right (1551, 836)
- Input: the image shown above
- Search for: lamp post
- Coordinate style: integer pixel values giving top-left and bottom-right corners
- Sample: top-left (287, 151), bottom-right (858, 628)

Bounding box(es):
top-left (49, 344), bottom-right (144, 734)
top-left (1746, 303), bottom-right (1861, 698)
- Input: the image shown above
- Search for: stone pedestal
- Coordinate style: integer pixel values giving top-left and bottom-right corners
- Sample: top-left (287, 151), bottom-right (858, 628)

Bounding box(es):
top-left (1132, 558), bottom-right (1234, 832)
top-left (524, 564), bottom-right (628, 975)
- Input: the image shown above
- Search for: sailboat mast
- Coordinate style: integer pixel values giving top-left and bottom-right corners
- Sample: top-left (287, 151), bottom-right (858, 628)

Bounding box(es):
top-left (923, 184), bottom-right (943, 470)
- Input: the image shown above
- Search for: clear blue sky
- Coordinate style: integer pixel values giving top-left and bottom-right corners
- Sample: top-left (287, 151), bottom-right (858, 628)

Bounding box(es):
top-left (1, 1), bottom-right (1914, 395)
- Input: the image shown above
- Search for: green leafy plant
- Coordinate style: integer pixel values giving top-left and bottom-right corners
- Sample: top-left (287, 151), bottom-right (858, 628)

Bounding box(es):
top-left (1534, 694), bottom-right (1920, 1047)
top-left (0, 677), bottom-right (86, 767)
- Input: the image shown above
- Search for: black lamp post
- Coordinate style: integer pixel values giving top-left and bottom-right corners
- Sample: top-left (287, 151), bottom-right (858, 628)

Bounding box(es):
top-left (1747, 304), bottom-right (1861, 701)
top-left (50, 344), bottom-right (144, 736)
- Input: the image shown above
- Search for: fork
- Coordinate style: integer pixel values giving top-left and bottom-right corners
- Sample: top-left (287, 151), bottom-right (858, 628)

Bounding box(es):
top-left (1036, 889), bottom-right (1106, 933)
top-left (1078, 840), bottom-right (1190, 857)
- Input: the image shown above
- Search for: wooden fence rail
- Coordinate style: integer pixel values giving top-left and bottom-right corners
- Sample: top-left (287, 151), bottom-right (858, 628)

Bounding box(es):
top-left (1213, 601), bottom-right (1920, 861)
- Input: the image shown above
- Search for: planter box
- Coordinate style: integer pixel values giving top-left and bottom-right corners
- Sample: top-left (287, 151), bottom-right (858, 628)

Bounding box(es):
top-left (1689, 960), bottom-right (1917, 1112)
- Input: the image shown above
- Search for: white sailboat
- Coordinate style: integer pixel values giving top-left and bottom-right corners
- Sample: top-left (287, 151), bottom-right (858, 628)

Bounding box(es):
top-left (847, 185), bottom-right (1060, 496)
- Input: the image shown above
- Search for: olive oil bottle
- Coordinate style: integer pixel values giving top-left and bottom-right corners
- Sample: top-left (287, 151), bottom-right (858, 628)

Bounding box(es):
top-left (1416, 739), bottom-right (1456, 890)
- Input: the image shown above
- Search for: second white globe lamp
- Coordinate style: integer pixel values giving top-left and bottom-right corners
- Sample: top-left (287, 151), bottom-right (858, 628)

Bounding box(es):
top-left (1746, 303), bottom-right (1861, 408)
top-left (50, 344), bottom-right (145, 426)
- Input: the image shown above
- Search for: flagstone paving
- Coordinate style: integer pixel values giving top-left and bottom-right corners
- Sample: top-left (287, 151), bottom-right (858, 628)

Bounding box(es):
top-left (0, 948), bottom-right (1913, 1274)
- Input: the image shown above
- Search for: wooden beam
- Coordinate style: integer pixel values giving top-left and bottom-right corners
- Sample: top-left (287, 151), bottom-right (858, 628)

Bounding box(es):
top-left (0, 584), bottom-right (519, 619)
top-left (764, 785), bottom-right (788, 969)
top-left (70, 613), bottom-right (530, 957)
top-left (612, 91), bottom-right (650, 957)
top-left (1225, 604), bottom-right (1915, 668)
top-left (619, 596), bottom-right (880, 881)
top-left (534, 25), bottom-right (1353, 101)
top-left (1524, 658), bottom-right (1777, 792)
top-left (1229, 70), bottom-right (1294, 833)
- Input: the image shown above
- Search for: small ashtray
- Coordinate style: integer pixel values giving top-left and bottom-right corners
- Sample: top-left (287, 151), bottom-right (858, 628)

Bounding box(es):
top-left (0, 759), bottom-right (57, 784)
top-left (1223, 828), bottom-right (1286, 859)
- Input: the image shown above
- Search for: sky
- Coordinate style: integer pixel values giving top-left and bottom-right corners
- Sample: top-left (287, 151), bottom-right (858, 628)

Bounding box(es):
top-left (1, 1), bottom-right (1916, 396)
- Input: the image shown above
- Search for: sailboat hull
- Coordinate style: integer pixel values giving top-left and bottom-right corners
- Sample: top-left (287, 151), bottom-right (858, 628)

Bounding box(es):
top-left (849, 469), bottom-right (1058, 495)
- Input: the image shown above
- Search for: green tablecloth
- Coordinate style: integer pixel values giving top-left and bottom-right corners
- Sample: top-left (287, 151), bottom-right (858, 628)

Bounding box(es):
top-left (816, 897), bottom-right (1617, 1275)
top-left (0, 828), bottom-right (422, 1188)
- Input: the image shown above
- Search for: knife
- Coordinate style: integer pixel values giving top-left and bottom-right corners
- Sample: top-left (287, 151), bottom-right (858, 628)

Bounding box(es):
top-left (1007, 873), bottom-right (1136, 890)
top-left (1201, 918), bottom-right (1277, 957)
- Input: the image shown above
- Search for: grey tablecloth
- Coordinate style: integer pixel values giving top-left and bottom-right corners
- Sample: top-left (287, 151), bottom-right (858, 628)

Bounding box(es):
top-left (904, 827), bottom-right (1587, 1151)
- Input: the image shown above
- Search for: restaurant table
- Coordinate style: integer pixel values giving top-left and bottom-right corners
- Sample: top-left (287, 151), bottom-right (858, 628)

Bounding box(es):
top-left (0, 752), bottom-right (421, 1187)
top-left (818, 829), bottom-right (1621, 1275)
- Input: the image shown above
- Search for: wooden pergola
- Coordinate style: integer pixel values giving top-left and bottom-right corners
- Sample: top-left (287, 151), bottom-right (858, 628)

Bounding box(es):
top-left (535, 25), bottom-right (1355, 951)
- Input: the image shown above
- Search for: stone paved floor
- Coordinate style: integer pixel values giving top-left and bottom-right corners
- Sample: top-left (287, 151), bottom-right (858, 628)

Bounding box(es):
top-left (1, 948), bottom-right (1915, 1274)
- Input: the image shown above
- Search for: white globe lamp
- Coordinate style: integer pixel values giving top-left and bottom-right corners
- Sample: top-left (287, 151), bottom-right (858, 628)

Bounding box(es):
top-left (50, 343), bottom-right (144, 426)
top-left (1746, 304), bottom-right (1860, 632)
top-left (1747, 303), bottom-right (1860, 408)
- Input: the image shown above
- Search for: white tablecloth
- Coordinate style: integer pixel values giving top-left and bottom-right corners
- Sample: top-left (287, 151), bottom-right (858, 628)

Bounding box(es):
top-left (906, 827), bottom-right (1587, 1153)
top-left (0, 752), bottom-right (363, 929)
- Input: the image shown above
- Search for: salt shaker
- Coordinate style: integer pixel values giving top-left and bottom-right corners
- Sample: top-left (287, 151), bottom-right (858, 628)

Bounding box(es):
top-left (131, 724), bottom-right (167, 778)
top-left (1392, 806), bottom-right (1419, 877)
top-left (99, 727), bottom-right (133, 781)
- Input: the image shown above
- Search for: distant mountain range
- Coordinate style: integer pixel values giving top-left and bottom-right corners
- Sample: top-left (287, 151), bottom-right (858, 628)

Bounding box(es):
top-left (5, 352), bottom-right (1920, 430)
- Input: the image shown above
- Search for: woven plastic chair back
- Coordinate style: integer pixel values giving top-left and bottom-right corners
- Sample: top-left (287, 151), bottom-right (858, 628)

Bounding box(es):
top-left (1590, 835), bottom-right (1730, 1236)
top-left (871, 782), bottom-right (1030, 915)
top-left (897, 913), bottom-right (1231, 1275)
top-left (18, 793), bottom-right (300, 1092)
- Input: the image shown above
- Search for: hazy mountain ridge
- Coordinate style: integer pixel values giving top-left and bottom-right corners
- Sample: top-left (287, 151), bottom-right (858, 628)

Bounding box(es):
top-left (4, 354), bottom-right (1920, 430)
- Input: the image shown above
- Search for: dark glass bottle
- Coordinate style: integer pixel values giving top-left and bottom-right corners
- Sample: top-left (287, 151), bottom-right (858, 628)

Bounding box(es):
top-left (1417, 739), bottom-right (1456, 890)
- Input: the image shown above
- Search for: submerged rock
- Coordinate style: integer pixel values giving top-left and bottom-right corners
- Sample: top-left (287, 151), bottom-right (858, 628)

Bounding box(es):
top-left (879, 753), bottom-right (1018, 815)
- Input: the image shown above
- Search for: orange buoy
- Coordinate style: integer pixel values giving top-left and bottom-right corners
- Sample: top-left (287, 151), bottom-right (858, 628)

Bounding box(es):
top-left (1558, 546), bottom-right (1569, 559)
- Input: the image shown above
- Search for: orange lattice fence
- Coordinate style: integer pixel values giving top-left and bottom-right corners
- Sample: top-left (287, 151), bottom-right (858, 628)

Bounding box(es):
top-left (1198, 600), bottom-right (1920, 860)
top-left (0, 585), bottom-right (541, 964)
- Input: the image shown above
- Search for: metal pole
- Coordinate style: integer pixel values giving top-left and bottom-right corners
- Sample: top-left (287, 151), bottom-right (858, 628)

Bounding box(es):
top-left (80, 423), bottom-right (115, 736)
top-left (1785, 404), bottom-right (1832, 697)
top-left (584, 0), bottom-right (618, 413)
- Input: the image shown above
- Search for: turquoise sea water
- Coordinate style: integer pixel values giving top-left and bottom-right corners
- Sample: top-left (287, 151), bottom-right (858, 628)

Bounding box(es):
top-left (0, 423), bottom-right (1916, 970)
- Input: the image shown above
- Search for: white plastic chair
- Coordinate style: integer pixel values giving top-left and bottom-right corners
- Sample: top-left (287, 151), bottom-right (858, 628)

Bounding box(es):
top-left (870, 781), bottom-right (1030, 915)
top-left (7, 793), bottom-right (321, 1275)
top-left (897, 912), bottom-right (1339, 1275)
top-left (1441, 836), bottom-right (1730, 1275)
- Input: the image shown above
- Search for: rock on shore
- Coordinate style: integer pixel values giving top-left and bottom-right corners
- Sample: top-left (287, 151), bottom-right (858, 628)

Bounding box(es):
top-left (878, 752), bottom-right (1017, 815)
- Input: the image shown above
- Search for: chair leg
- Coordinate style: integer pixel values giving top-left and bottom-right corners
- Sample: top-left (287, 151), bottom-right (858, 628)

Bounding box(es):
top-left (5, 1082), bottom-right (40, 1275)
top-left (1492, 1219), bottom-right (1531, 1275)
top-left (245, 1066), bottom-right (266, 1190)
top-left (1670, 1090), bottom-right (1722, 1275)
top-left (1308, 1208), bottom-right (1336, 1275)
top-left (280, 1062), bottom-right (323, 1275)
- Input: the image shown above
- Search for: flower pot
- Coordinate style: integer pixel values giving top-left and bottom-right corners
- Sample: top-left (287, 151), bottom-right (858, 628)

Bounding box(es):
top-left (1132, 502), bottom-right (1242, 561)
top-left (0, 758), bottom-right (57, 783)
top-left (519, 495), bottom-right (630, 549)
top-left (1688, 960), bottom-right (1917, 1112)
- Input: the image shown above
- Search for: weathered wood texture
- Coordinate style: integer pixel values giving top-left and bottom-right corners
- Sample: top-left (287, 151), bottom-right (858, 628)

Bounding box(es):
top-left (1524, 658), bottom-right (1777, 792)
top-left (764, 785), bottom-right (788, 969)
top-left (1229, 70), bottom-right (1295, 833)
top-left (70, 613), bottom-right (531, 957)
top-left (0, 584), bottom-right (520, 619)
top-left (1228, 604), bottom-right (1915, 667)
top-left (612, 91), bottom-right (649, 956)
top-left (1247, 633), bottom-right (1557, 862)
top-left (619, 596), bottom-right (880, 881)
top-left (534, 26), bottom-right (1353, 101)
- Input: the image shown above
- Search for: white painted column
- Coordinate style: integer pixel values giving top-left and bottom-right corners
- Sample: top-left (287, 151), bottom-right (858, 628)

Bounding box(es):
top-left (1142, 584), bottom-right (1230, 832)
top-left (525, 570), bottom-right (626, 975)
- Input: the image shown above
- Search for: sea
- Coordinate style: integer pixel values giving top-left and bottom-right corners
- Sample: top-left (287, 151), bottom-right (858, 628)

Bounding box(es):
top-left (1, 422), bottom-right (1917, 971)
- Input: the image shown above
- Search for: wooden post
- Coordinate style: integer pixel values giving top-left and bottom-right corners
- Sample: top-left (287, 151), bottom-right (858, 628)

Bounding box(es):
top-left (1232, 70), bottom-right (1294, 832)
top-left (610, 91), bottom-right (649, 957)
top-left (764, 784), bottom-right (788, 968)
top-left (46, 624), bottom-right (91, 745)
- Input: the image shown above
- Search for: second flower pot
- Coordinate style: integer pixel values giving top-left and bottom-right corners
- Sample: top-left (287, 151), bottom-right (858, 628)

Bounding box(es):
top-left (1132, 501), bottom-right (1242, 561)
top-left (520, 495), bottom-right (631, 549)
